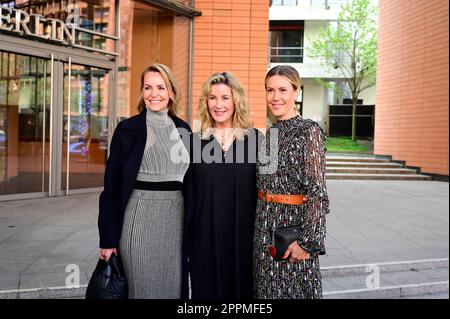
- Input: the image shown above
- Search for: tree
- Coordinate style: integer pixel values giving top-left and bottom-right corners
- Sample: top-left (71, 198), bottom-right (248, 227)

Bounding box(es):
top-left (308, 0), bottom-right (378, 141)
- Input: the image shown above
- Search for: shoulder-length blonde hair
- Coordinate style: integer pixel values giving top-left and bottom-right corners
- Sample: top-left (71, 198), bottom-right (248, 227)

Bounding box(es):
top-left (198, 72), bottom-right (253, 139)
top-left (136, 63), bottom-right (182, 117)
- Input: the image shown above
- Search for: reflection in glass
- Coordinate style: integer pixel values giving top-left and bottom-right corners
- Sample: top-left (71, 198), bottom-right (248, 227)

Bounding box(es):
top-left (0, 51), bottom-right (50, 195)
top-left (62, 64), bottom-right (109, 191)
top-left (10, 0), bottom-right (116, 52)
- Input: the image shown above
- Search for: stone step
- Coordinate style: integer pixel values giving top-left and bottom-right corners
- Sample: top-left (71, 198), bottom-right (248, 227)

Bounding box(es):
top-left (325, 155), bottom-right (430, 180)
top-left (326, 156), bottom-right (390, 163)
top-left (326, 173), bottom-right (432, 180)
top-left (326, 161), bottom-right (403, 169)
top-left (326, 167), bottom-right (418, 175)
top-left (321, 258), bottom-right (449, 277)
top-left (322, 258), bottom-right (449, 299)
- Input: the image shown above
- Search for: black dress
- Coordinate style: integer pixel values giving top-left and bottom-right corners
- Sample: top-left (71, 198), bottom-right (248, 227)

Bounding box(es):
top-left (188, 128), bottom-right (261, 299)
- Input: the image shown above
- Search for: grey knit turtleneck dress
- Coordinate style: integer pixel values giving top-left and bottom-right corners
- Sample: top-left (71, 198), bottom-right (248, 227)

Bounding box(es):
top-left (119, 109), bottom-right (189, 299)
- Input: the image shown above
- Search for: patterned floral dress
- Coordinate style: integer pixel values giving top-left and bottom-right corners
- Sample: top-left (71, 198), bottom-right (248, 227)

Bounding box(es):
top-left (254, 115), bottom-right (330, 299)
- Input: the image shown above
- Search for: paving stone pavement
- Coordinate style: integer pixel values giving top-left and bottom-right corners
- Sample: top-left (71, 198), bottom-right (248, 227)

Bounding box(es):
top-left (0, 180), bottom-right (448, 298)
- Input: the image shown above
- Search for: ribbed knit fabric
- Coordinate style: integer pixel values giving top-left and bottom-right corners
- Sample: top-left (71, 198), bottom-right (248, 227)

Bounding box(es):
top-left (119, 108), bottom-right (189, 299)
top-left (119, 189), bottom-right (183, 299)
top-left (136, 109), bottom-right (189, 182)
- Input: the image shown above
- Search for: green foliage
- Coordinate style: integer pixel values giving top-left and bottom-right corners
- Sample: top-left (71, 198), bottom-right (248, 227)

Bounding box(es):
top-left (308, 0), bottom-right (378, 141)
top-left (308, 0), bottom-right (378, 95)
top-left (326, 136), bottom-right (370, 153)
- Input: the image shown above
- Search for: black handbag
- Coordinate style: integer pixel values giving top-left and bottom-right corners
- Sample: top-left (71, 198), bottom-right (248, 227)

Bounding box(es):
top-left (269, 224), bottom-right (301, 261)
top-left (85, 253), bottom-right (128, 299)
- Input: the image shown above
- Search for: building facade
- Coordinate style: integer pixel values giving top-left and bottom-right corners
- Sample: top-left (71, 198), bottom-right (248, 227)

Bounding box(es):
top-left (0, 0), bottom-right (270, 201)
top-left (374, 0), bottom-right (449, 177)
top-left (192, 0), bottom-right (269, 131)
top-left (268, 0), bottom-right (376, 130)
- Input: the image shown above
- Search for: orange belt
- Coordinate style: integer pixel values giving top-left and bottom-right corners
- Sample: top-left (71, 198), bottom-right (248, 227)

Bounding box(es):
top-left (258, 191), bottom-right (306, 206)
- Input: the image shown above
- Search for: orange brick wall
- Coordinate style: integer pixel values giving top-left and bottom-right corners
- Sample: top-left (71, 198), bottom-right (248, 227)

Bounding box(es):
top-left (374, 0), bottom-right (449, 176)
top-left (192, 0), bottom-right (269, 131)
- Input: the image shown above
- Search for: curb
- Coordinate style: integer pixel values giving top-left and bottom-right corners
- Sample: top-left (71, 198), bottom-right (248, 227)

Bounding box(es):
top-left (324, 281), bottom-right (449, 299)
top-left (1, 282), bottom-right (448, 299)
top-left (1, 258), bottom-right (448, 299)
top-left (321, 258), bottom-right (449, 277)
top-left (0, 285), bottom-right (87, 299)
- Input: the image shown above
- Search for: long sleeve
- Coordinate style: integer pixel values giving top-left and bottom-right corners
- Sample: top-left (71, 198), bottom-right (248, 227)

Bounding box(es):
top-left (98, 122), bottom-right (124, 248)
top-left (297, 123), bottom-right (330, 255)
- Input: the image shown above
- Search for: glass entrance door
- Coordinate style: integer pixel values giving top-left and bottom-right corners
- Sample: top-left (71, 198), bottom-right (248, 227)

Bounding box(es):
top-left (0, 51), bottom-right (51, 196)
top-left (61, 62), bottom-right (110, 193)
top-left (0, 45), bottom-right (115, 200)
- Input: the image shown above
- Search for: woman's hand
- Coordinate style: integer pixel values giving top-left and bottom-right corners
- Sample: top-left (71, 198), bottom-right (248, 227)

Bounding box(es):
top-left (100, 248), bottom-right (117, 261)
top-left (282, 241), bottom-right (310, 264)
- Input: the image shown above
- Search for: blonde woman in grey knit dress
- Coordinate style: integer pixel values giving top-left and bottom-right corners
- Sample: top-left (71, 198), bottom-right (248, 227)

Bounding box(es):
top-left (98, 64), bottom-right (191, 298)
top-left (254, 65), bottom-right (330, 299)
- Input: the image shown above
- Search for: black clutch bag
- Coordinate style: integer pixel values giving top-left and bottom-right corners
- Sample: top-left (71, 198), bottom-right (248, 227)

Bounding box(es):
top-left (269, 224), bottom-right (301, 261)
top-left (85, 253), bottom-right (128, 299)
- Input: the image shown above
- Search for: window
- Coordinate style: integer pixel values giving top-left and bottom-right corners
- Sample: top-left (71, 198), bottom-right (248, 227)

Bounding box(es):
top-left (269, 21), bottom-right (304, 63)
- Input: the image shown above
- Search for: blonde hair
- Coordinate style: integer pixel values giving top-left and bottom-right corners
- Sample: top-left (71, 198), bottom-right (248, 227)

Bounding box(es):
top-left (198, 72), bottom-right (253, 139)
top-left (265, 65), bottom-right (302, 91)
top-left (137, 63), bottom-right (182, 117)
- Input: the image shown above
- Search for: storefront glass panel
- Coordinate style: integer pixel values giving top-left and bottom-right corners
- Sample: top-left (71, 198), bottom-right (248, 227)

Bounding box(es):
top-left (61, 63), bottom-right (109, 191)
top-left (0, 0), bottom-right (195, 199)
top-left (0, 51), bottom-right (50, 195)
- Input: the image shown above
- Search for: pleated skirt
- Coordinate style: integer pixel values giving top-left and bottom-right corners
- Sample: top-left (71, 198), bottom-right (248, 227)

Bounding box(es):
top-left (119, 189), bottom-right (183, 299)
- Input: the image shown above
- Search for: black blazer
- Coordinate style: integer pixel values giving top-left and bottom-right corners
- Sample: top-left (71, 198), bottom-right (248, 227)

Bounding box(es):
top-left (98, 108), bottom-right (192, 249)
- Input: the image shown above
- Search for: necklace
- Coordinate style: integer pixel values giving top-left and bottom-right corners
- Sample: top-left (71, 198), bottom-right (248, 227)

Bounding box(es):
top-left (215, 128), bottom-right (234, 152)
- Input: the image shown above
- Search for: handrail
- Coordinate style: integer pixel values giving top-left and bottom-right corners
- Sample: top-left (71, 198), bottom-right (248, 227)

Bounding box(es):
top-left (269, 46), bottom-right (304, 63)
top-left (269, 46), bottom-right (304, 49)
top-left (271, 0), bottom-right (299, 6)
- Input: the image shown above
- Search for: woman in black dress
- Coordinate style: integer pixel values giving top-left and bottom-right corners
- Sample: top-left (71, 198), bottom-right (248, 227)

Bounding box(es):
top-left (186, 72), bottom-right (261, 299)
top-left (254, 65), bottom-right (329, 299)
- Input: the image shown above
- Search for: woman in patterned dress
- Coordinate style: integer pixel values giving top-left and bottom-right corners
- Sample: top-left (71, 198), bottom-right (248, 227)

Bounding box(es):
top-left (254, 65), bottom-right (330, 299)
